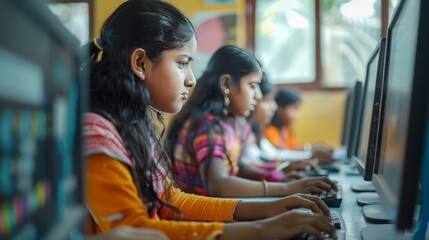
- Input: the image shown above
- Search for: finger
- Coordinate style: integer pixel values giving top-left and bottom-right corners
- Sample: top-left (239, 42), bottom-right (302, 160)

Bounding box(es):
top-left (316, 177), bottom-right (337, 190)
top-left (309, 215), bottom-right (336, 235)
top-left (299, 194), bottom-right (331, 217)
top-left (295, 224), bottom-right (323, 239)
top-left (287, 195), bottom-right (324, 214)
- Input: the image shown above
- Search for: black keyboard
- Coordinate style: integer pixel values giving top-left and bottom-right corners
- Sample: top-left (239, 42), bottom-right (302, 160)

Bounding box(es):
top-left (320, 162), bottom-right (340, 173)
top-left (311, 182), bottom-right (343, 208)
top-left (304, 168), bottom-right (330, 177)
top-left (294, 211), bottom-right (346, 240)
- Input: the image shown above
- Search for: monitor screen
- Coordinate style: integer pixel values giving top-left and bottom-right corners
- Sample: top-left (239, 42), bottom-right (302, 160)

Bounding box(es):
top-left (354, 37), bottom-right (386, 181)
top-left (0, 0), bottom-right (87, 239)
top-left (372, 0), bottom-right (429, 230)
top-left (345, 80), bottom-right (363, 159)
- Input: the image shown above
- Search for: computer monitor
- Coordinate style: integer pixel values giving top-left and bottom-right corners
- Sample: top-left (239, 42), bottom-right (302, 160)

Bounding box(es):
top-left (345, 80), bottom-right (363, 160)
top-left (0, 0), bottom-right (87, 239)
top-left (372, 0), bottom-right (429, 231)
top-left (353, 37), bottom-right (386, 181)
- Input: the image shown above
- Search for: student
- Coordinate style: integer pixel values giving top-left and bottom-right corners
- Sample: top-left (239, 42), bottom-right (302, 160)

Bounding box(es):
top-left (84, 1), bottom-right (335, 239)
top-left (241, 72), bottom-right (320, 178)
top-left (264, 88), bottom-right (335, 163)
top-left (167, 45), bottom-right (336, 198)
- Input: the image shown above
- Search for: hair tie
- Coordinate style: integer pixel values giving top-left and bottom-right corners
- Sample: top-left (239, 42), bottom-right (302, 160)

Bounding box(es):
top-left (93, 37), bottom-right (104, 51)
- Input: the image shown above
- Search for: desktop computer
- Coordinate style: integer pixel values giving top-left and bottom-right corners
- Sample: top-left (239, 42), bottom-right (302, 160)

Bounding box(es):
top-left (0, 0), bottom-right (87, 239)
top-left (362, 0), bottom-right (429, 238)
top-left (351, 38), bottom-right (387, 204)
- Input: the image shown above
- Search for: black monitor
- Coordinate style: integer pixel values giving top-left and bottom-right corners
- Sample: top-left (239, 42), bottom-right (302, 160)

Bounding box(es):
top-left (345, 80), bottom-right (363, 160)
top-left (353, 37), bottom-right (386, 181)
top-left (372, 0), bottom-right (429, 231)
top-left (0, 0), bottom-right (87, 239)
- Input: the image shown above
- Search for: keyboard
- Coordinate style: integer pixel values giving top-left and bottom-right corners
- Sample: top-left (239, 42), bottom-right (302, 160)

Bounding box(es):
top-left (304, 168), bottom-right (330, 177)
top-left (320, 162), bottom-right (340, 173)
top-left (294, 211), bottom-right (346, 239)
top-left (311, 181), bottom-right (342, 208)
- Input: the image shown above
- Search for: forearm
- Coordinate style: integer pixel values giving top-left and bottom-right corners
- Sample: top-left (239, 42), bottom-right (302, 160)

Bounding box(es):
top-left (207, 175), bottom-right (287, 197)
top-left (237, 164), bottom-right (267, 181)
top-left (219, 222), bottom-right (263, 240)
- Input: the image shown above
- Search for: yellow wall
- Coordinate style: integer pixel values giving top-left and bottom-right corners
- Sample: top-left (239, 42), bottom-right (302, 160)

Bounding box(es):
top-left (93, 0), bottom-right (126, 35)
top-left (92, 0), bottom-right (345, 148)
top-left (93, 0), bottom-right (245, 47)
top-left (292, 91), bottom-right (346, 148)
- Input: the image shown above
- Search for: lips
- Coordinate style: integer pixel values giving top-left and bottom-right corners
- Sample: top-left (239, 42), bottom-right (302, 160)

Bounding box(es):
top-left (249, 104), bottom-right (256, 111)
top-left (181, 93), bottom-right (188, 100)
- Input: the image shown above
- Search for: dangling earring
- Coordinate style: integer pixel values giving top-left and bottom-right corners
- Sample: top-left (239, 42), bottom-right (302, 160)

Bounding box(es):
top-left (224, 88), bottom-right (230, 106)
top-left (223, 88), bottom-right (230, 116)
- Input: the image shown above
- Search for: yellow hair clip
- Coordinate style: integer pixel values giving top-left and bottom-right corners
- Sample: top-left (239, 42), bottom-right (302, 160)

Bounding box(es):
top-left (93, 37), bottom-right (104, 51)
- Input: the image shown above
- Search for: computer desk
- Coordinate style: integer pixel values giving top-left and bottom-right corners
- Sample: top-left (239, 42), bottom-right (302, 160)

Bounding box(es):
top-left (237, 164), bottom-right (376, 240)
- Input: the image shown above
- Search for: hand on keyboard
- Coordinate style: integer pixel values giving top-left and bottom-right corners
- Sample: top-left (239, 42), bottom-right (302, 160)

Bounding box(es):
top-left (293, 211), bottom-right (344, 240)
top-left (284, 177), bottom-right (338, 196)
top-left (258, 209), bottom-right (336, 240)
top-left (310, 181), bottom-right (343, 208)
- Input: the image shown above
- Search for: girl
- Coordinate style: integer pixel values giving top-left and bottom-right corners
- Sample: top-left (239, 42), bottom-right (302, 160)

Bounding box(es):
top-left (265, 88), bottom-right (335, 164)
top-left (240, 72), bottom-right (321, 180)
top-left (84, 1), bottom-right (335, 239)
top-left (167, 45), bottom-right (336, 198)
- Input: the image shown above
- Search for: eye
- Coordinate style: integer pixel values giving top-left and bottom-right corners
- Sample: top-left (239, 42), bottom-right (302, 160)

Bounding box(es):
top-left (250, 83), bottom-right (260, 89)
top-left (178, 60), bottom-right (191, 69)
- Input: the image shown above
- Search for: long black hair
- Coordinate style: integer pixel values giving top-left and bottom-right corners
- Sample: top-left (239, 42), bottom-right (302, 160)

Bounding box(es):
top-left (167, 45), bottom-right (261, 187)
top-left (84, 0), bottom-right (195, 218)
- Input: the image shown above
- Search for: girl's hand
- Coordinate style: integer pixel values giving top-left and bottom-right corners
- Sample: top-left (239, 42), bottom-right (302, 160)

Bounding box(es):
top-left (257, 209), bottom-right (336, 240)
top-left (283, 158), bottom-right (321, 172)
top-left (284, 177), bottom-right (337, 195)
top-left (263, 193), bottom-right (331, 219)
top-left (283, 170), bottom-right (305, 181)
top-left (312, 149), bottom-right (336, 164)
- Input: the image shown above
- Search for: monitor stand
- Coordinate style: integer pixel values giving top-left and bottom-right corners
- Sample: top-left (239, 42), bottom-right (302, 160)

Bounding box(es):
top-left (351, 182), bottom-right (376, 192)
top-left (361, 224), bottom-right (413, 240)
top-left (343, 164), bottom-right (360, 175)
top-left (362, 204), bottom-right (392, 224)
top-left (357, 192), bottom-right (380, 206)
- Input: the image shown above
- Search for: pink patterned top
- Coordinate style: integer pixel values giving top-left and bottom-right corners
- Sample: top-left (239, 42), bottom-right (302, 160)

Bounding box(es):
top-left (173, 114), bottom-right (255, 196)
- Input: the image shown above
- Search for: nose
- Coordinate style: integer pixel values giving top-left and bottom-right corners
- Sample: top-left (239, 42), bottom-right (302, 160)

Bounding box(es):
top-left (272, 102), bottom-right (278, 112)
top-left (254, 85), bottom-right (263, 100)
top-left (185, 69), bottom-right (196, 88)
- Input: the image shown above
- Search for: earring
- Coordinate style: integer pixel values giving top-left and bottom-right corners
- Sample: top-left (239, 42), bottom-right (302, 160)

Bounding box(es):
top-left (139, 71), bottom-right (143, 75)
top-left (224, 89), bottom-right (230, 106)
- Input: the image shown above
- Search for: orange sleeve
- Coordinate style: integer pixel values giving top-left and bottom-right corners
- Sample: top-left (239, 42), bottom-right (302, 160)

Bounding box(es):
top-left (264, 125), bottom-right (283, 148)
top-left (86, 154), bottom-right (232, 240)
top-left (285, 128), bottom-right (300, 149)
top-left (160, 186), bottom-right (239, 222)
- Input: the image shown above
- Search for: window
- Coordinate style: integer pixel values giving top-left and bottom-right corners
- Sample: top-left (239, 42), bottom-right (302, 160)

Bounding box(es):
top-left (252, 0), bottom-right (390, 88)
top-left (255, 0), bottom-right (315, 84)
top-left (321, 0), bottom-right (381, 87)
top-left (48, 1), bottom-right (93, 45)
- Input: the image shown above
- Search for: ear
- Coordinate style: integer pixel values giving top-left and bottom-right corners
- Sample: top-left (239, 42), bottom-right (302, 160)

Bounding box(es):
top-left (130, 48), bottom-right (147, 81)
top-left (219, 74), bottom-right (231, 91)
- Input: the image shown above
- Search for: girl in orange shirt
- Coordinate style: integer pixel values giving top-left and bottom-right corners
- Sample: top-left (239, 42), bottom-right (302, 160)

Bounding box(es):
top-left (83, 1), bottom-right (335, 239)
top-left (264, 88), bottom-right (335, 164)
top-left (265, 88), bottom-right (302, 150)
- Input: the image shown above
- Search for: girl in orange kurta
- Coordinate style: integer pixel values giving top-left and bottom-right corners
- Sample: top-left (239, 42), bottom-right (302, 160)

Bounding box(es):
top-left (83, 1), bottom-right (335, 239)
top-left (264, 88), bottom-right (302, 150)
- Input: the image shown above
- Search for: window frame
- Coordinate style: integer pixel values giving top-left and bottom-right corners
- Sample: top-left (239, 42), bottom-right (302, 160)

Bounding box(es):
top-left (246, 0), bottom-right (390, 91)
top-left (47, 0), bottom-right (94, 40)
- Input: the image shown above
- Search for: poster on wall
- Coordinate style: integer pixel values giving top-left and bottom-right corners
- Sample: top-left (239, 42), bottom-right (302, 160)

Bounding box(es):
top-left (205, 0), bottom-right (236, 4)
top-left (193, 11), bottom-right (237, 79)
